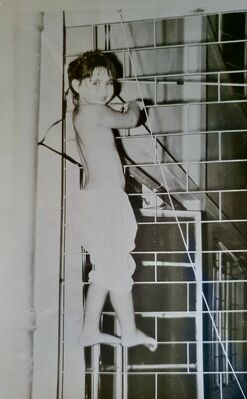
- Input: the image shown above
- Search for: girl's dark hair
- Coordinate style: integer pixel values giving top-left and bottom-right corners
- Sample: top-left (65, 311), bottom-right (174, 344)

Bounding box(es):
top-left (67, 50), bottom-right (120, 106)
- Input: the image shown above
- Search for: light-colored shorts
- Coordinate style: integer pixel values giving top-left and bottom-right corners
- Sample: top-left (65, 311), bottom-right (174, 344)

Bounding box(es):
top-left (78, 188), bottom-right (138, 293)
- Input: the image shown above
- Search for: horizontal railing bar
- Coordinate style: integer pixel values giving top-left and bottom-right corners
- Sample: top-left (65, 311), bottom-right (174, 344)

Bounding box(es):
top-left (64, 184), bottom-right (247, 196)
top-left (65, 38), bottom-right (247, 56)
top-left (65, 129), bottom-right (247, 141)
top-left (124, 159), bottom-right (247, 167)
top-left (65, 9), bottom-right (247, 29)
top-left (132, 280), bottom-right (247, 284)
top-left (95, 310), bottom-right (247, 317)
top-left (82, 370), bottom-right (247, 375)
top-left (136, 219), bottom-right (247, 225)
top-left (64, 249), bottom-right (247, 256)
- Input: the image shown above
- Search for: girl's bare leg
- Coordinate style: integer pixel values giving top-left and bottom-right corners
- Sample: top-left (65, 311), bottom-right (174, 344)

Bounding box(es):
top-left (80, 283), bottom-right (121, 346)
top-left (110, 290), bottom-right (157, 351)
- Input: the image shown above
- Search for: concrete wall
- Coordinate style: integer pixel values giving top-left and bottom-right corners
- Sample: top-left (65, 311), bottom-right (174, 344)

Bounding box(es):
top-left (32, 12), bottom-right (64, 399)
top-left (0, 9), bottom-right (43, 399)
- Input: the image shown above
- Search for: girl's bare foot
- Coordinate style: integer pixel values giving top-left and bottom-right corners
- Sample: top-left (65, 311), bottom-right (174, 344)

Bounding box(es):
top-left (79, 329), bottom-right (121, 347)
top-left (121, 329), bottom-right (157, 352)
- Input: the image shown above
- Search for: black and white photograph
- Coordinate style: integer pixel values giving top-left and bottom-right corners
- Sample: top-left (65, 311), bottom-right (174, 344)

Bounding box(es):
top-left (1, 1), bottom-right (247, 399)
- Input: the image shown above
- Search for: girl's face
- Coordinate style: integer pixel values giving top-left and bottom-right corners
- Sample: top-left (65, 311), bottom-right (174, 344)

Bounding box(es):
top-left (77, 67), bottom-right (114, 105)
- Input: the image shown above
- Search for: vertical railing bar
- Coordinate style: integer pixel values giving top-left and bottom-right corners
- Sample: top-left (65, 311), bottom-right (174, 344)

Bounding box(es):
top-left (185, 162), bottom-right (189, 192)
top-left (92, 25), bottom-right (97, 51)
top-left (219, 251), bottom-right (222, 281)
top-left (56, 12), bottom-right (66, 399)
top-left (186, 222), bottom-right (189, 249)
top-left (186, 103), bottom-right (190, 133)
top-left (229, 265), bottom-right (233, 383)
top-left (187, 343), bottom-right (190, 373)
top-left (225, 268), bottom-right (229, 385)
top-left (230, 276), bottom-right (234, 372)
top-left (219, 191), bottom-right (222, 221)
top-left (155, 314), bottom-right (158, 344)
top-left (218, 131), bottom-right (222, 161)
top-left (91, 345), bottom-right (100, 399)
top-left (219, 305), bottom-right (222, 387)
top-left (154, 76), bottom-right (157, 107)
top-left (153, 19), bottom-right (156, 48)
top-left (222, 271), bottom-right (226, 385)
top-left (218, 13), bottom-right (222, 44)
top-left (154, 192), bottom-right (157, 223)
top-left (216, 263), bottom-right (220, 387)
top-left (92, 25), bottom-right (95, 50)
top-left (212, 261), bottom-right (216, 386)
top-left (123, 348), bottom-right (128, 399)
top-left (154, 136), bottom-right (158, 164)
top-left (108, 24), bottom-right (111, 50)
top-left (154, 251), bottom-right (157, 282)
top-left (114, 321), bottom-right (122, 399)
top-left (233, 282), bottom-right (237, 371)
top-left (194, 215), bottom-right (204, 398)
top-left (220, 373), bottom-right (223, 399)
top-left (155, 373), bottom-right (158, 399)
top-left (104, 24), bottom-right (107, 51)
top-left (218, 72), bottom-right (221, 102)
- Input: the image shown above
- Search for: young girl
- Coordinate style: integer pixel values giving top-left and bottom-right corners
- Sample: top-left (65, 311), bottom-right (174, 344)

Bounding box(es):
top-left (68, 51), bottom-right (157, 351)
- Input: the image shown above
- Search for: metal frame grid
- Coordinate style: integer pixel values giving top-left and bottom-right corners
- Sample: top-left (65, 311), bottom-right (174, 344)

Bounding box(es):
top-left (79, 209), bottom-right (203, 399)
top-left (57, 10), bottom-right (247, 399)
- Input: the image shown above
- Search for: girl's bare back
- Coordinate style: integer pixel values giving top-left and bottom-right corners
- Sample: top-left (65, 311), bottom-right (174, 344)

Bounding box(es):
top-left (73, 103), bottom-right (134, 190)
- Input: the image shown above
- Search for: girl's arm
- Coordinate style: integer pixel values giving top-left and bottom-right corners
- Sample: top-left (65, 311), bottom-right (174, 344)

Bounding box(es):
top-left (76, 101), bottom-right (140, 129)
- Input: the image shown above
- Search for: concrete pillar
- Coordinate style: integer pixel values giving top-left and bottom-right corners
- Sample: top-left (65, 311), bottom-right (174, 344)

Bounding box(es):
top-left (0, 11), bottom-right (43, 399)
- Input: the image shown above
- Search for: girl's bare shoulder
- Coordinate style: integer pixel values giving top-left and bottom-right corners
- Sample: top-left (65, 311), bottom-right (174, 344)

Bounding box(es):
top-left (73, 104), bottom-right (102, 127)
top-left (74, 102), bottom-right (139, 129)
